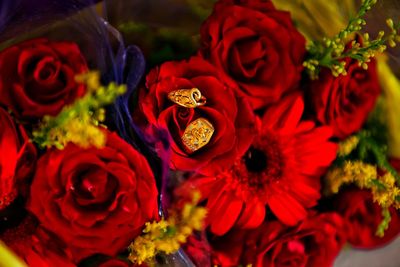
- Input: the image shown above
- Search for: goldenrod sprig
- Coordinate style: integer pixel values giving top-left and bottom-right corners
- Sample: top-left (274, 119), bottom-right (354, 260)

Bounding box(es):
top-left (325, 160), bottom-right (400, 236)
top-left (357, 131), bottom-right (400, 185)
top-left (328, 130), bottom-right (400, 236)
top-left (32, 72), bottom-right (126, 149)
top-left (304, 0), bottom-right (400, 78)
top-left (371, 173), bottom-right (400, 209)
top-left (338, 135), bottom-right (360, 157)
top-left (336, 132), bottom-right (400, 185)
top-left (325, 160), bottom-right (377, 194)
top-left (325, 160), bottom-right (400, 206)
top-left (128, 192), bottom-right (207, 265)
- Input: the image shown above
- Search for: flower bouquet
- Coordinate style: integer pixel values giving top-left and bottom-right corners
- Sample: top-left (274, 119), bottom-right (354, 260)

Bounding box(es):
top-left (0, 0), bottom-right (400, 266)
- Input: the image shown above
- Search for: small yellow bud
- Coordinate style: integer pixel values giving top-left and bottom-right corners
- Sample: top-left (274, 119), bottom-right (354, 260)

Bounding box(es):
top-left (378, 45), bottom-right (387, 53)
top-left (338, 136), bottom-right (360, 156)
top-left (388, 38), bottom-right (397, 48)
top-left (386, 19), bottom-right (394, 29)
top-left (356, 18), bottom-right (364, 25)
top-left (325, 39), bottom-right (332, 47)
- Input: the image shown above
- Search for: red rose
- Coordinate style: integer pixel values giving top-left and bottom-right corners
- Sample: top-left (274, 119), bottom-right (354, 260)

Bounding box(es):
top-left (308, 58), bottom-right (380, 139)
top-left (177, 94), bottom-right (337, 235)
top-left (334, 188), bottom-right (400, 249)
top-left (200, 0), bottom-right (306, 109)
top-left (0, 107), bottom-right (36, 209)
top-left (1, 216), bottom-right (75, 267)
top-left (27, 131), bottom-right (159, 262)
top-left (211, 213), bottom-right (346, 267)
top-left (138, 56), bottom-right (257, 175)
top-left (0, 38), bottom-right (88, 120)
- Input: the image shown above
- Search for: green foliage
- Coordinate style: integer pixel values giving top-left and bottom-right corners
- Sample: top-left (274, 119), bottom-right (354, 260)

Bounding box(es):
top-left (304, 0), bottom-right (400, 79)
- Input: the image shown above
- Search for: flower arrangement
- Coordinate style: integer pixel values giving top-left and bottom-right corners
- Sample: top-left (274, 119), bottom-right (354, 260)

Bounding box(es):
top-left (0, 0), bottom-right (400, 266)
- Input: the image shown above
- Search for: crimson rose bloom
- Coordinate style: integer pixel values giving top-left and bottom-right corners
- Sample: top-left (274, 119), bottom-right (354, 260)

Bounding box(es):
top-left (138, 56), bottom-right (256, 175)
top-left (211, 213), bottom-right (346, 267)
top-left (0, 107), bottom-right (36, 209)
top-left (1, 216), bottom-right (75, 267)
top-left (28, 132), bottom-right (159, 262)
top-left (200, 0), bottom-right (306, 109)
top-left (178, 94), bottom-right (337, 235)
top-left (0, 38), bottom-right (88, 120)
top-left (308, 58), bottom-right (380, 139)
top-left (334, 188), bottom-right (400, 249)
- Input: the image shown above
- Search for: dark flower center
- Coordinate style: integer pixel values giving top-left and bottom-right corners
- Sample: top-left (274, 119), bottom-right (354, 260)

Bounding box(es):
top-left (39, 65), bottom-right (55, 80)
top-left (71, 167), bottom-right (118, 210)
top-left (229, 133), bottom-right (284, 196)
top-left (244, 147), bottom-right (268, 173)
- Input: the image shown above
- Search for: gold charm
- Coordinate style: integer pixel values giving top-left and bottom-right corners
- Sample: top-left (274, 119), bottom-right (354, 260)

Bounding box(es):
top-left (182, 118), bottom-right (214, 153)
top-left (168, 88), bottom-right (206, 108)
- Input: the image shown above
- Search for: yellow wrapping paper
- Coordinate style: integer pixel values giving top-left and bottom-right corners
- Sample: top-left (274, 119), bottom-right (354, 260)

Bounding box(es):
top-left (0, 242), bottom-right (27, 267)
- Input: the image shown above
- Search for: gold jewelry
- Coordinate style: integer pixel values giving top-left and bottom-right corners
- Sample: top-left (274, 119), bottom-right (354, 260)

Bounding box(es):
top-left (168, 88), bottom-right (206, 108)
top-left (182, 118), bottom-right (214, 153)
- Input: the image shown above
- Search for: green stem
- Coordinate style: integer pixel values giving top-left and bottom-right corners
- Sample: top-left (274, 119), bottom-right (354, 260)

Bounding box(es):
top-left (376, 207), bottom-right (391, 237)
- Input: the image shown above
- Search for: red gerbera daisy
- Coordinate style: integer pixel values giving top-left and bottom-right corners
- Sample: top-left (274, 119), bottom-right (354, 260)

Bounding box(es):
top-left (178, 94), bottom-right (337, 235)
